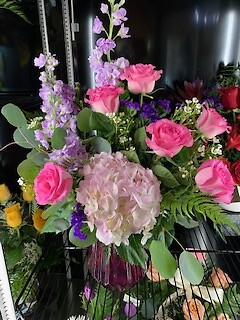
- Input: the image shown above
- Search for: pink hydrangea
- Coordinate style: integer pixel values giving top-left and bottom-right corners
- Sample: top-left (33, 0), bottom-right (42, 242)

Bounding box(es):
top-left (76, 152), bottom-right (161, 246)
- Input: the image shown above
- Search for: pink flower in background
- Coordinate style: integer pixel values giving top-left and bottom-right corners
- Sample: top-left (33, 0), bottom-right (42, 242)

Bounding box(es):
top-left (76, 152), bottom-right (161, 246)
top-left (209, 267), bottom-right (233, 289)
top-left (120, 63), bottom-right (163, 94)
top-left (195, 159), bottom-right (235, 204)
top-left (182, 299), bottom-right (205, 320)
top-left (34, 162), bottom-right (73, 205)
top-left (84, 85), bottom-right (124, 113)
top-left (145, 119), bottom-right (194, 157)
top-left (186, 248), bottom-right (206, 261)
top-left (196, 107), bottom-right (231, 139)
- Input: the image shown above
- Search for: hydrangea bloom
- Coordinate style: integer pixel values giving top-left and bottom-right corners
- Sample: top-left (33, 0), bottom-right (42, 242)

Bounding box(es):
top-left (76, 152), bottom-right (161, 246)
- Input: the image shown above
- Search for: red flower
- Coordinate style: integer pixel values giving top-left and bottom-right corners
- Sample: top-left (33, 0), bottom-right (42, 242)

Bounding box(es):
top-left (218, 86), bottom-right (240, 110)
top-left (226, 123), bottom-right (240, 151)
top-left (230, 160), bottom-right (240, 185)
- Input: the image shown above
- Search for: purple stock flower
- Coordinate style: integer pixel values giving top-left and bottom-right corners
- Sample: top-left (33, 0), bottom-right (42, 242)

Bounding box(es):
top-left (93, 16), bottom-right (103, 34)
top-left (124, 302), bottom-right (137, 317)
top-left (100, 3), bottom-right (108, 14)
top-left (117, 23), bottom-right (130, 39)
top-left (104, 317), bottom-right (114, 320)
top-left (96, 38), bottom-right (116, 54)
top-left (71, 203), bottom-right (87, 241)
top-left (112, 8), bottom-right (127, 26)
top-left (84, 286), bottom-right (95, 300)
top-left (34, 53), bottom-right (46, 68)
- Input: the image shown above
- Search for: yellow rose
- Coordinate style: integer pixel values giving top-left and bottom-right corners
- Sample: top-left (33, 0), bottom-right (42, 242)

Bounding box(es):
top-left (4, 203), bottom-right (22, 228)
top-left (32, 208), bottom-right (46, 232)
top-left (0, 184), bottom-right (11, 202)
top-left (182, 299), bottom-right (205, 320)
top-left (22, 186), bottom-right (34, 202)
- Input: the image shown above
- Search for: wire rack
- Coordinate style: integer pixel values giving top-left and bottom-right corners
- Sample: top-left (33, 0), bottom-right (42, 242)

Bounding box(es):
top-left (14, 222), bottom-right (240, 320)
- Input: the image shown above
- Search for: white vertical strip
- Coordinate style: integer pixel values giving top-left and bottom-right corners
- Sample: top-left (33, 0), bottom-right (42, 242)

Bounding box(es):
top-left (0, 243), bottom-right (16, 320)
top-left (37, 0), bottom-right (50, 55)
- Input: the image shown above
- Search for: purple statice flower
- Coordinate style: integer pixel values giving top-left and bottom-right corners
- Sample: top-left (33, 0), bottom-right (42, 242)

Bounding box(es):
top-left (71, 203), bottom-right (87, 241)
top-left (203, 97), bottom-right (223, 109)
top-left (84, 286), bottom-right (95, 300)
top-left (117, 23), bottom-right (130, 39)
top-left (96, 38), bottom-right (116, 54)
top-left (121, 100), bottom-right (141, 111)
top-left (124, 302), bottom-right (137, 317)
top-left (34, 53), bottom-right (46, 68)
top-left (140, 102), bottom-right (160, 122)
top-left (100, 3), bottom-right (108, 14)
top-left (93, 16), bottom-right (103, 34)
top-left (156, 99), bottom-right (172, 114)
top-left (112, 8), bottom-right (127, 26)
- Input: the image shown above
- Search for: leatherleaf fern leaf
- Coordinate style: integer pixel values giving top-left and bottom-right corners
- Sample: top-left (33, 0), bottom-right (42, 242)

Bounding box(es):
top-left (161, 191), bottom-right (240, 236)
top-left (0, 0), bottom-right (31, 23)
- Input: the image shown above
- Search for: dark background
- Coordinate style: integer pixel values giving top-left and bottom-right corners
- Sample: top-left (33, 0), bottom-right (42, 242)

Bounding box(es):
top-left (1, 0), bottom-right (240, 191)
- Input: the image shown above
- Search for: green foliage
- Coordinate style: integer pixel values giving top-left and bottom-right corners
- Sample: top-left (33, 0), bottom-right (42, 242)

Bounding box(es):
top-left (17, 159), bottom-right (40, 183)
top-left (179, 251), bottom-right (204, 285)
top-left (27, 149), bottom-right (48, 167)
top-left (152, 163), bottom-right (180, 188)
top-left (149, 240), bottom-right (177, 279)
top-left (115, 235), bottom-right (148, 268)
top-left (51, 127), bottom-right (67, 150)
top-left (13, 125), bottom-right (38, 149)
top-left (0, 0), bottom-right (31, 23)
top-left (1, 103), bottom-right (27, 127)
top-left (69, 225), bottom-right (97, 248)
top-left (90, 136), bottom-right (112, 153)
top-left (161, 192), bottom-right (240, 236)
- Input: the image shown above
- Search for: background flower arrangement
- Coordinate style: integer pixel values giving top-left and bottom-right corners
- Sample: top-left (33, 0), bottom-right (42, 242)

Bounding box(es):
top-left (1, 0), bottom-right (240, 307)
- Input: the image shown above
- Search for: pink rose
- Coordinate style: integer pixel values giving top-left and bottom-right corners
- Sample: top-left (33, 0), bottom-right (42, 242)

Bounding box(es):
top-left (195, 159), bottom-right (235, 204)
top-left (145, 119), bottom-right (194, 157)
top-left (209, 267), bottom-right (233, 289)
top-left (84, 85), bottom-right (124, 114)
top-left (120, 63), bottom-right (163, 94)
top-left (34, 162), bottom-right (73, 205)
top-left (182, 299), bottom-right (205, 320)
top-left (196, 107), bottom-right (231, 139)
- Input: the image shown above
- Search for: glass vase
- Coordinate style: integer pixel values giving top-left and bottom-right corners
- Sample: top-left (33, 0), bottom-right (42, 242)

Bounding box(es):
top-left (88, 242), bottom-right (145, 291)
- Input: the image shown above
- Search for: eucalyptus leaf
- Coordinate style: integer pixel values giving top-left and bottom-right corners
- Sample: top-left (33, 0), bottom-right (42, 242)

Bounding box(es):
top-left (179, 250), bottom-right (204, 285)
top-left (69, 226), bottom-right (97, 248)
top-left (89, 111), bottom-right (115, 135)
top-left (176, 216), bottom-right (199, 229)
top-left (51, 218), bottom-right (70, 232)
top-left (41, 199), bottom-right (67, 219)
top-left (121, 150), bottom-right (140, 163)
top-left (134, 126), bottom-right (147, 151)
top-left (51, 127), bottom-right (67, 149)
top-left (116, 235), bottom-right (148, 268)
top-left (13, 125), bottom-right (38, 149)
top-left (149, 240), bottom-right (177, 278)
top-left (1, 103), bottom-right (27, 127)
top-left (17, 159), bottom-right (40, 182)
top-left (90, 136), bottom-right (112, 153)
top-left (152, 164), bottom-right (180, 188)
top-left (141, 299), bottom-right (158, 319)
top-left (27, 149), bottom-right (48, 166)
top-left (77, 108), bottom-right (92, 133)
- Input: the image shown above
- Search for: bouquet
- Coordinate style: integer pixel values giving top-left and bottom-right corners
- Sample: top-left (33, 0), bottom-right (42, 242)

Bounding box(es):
top-left (1, 0), bottom-right (240, 292)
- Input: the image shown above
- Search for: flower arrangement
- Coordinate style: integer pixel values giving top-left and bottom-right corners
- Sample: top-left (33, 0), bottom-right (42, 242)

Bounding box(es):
top-left (1, 0), bottom-right (240, 299)
top-left (0, 182), bottom-right (43, 302)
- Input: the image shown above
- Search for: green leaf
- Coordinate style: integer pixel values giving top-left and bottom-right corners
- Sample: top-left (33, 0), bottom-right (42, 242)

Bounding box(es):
top-left (51, 218), bottom-right (70, 232)
top-left (5, 245), bottom-right (24, 270)
top-left (134, 127), bottom-right (147, 151)
top-left (149, 240), bottom-right (177, 278)
top-left (90, 136), bottom-right (112, 153)
top-left (141, 299), bottom-right (158, 319)
top-left (13, 125), bottom-right (38, 149)
top-left (17, 159), bottom-right (40, 182)
top-left (176, 216), bottom-right (199, 229)
top-left (116, 235), bottom-right (148, 268)
top-left (121, 150), bottom-right (140, 163)
top-left (152, 164), bottom-right (180, 188)
top-left (41, 199), bottom-right (67, 219)
top-left (90, 111), bottom-right (115, 135)
top-left (1, 103), bottom-right (27, 127)
top-left (179, 251), bottom-right (204, 285)
top-left (0, 1), bottom-right (31, 23)
top-left (69, 226), bottom-right (97, 248)
top-left (27, 149), bottom-right (48, 166)
top-left (51, 127), bottom-right (66, 149)
top-left (77, 108), bottom-right (92, 133)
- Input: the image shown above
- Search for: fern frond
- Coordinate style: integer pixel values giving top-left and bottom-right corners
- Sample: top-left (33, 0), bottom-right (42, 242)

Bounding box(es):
top-left (161, 192), bottom-right (240, 236)
top-left (0, 0), bottom-right (31, 24)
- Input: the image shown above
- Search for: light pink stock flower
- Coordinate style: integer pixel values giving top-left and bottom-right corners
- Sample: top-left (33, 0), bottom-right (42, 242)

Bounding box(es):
top-left (34, 162), bottom-right (73, 205)
top-left (76, 152), bottom-right (161, 246)
top-left (196, 106), bottom-right (231, 139)
top-left (145, 119), bottom-right (194, 157)
top-left (84, 85), bottom-right (124, 114)
top-left (120, 63), bottom-right (163, 94)
top-left (195, 159), bottom-right (235, 204)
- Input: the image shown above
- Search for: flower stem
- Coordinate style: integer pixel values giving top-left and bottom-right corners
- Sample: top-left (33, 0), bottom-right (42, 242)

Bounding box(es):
top-left (165, 229), bottom-right (185, 251)
top-left (139, 93), bottom-right (144, 109)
